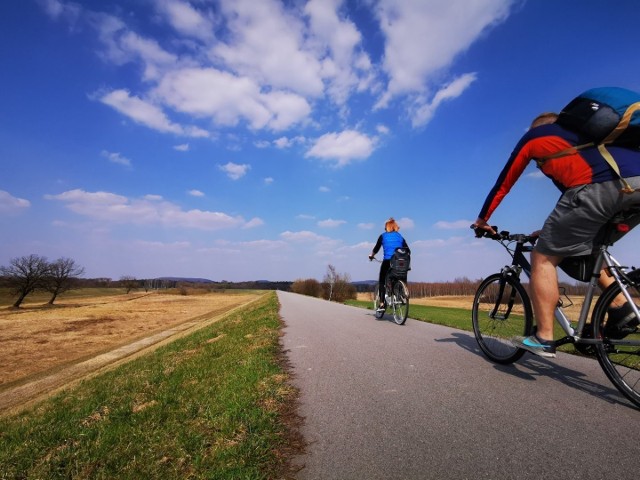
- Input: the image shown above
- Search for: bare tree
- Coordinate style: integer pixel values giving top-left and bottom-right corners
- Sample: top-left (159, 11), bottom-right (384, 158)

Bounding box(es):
top-left (322, 265), bottom-right (356, 303)
top-left (0, 254), bottom-right (50, 308)
top-left (119, 275), bottom-right (139, 294)
top-left (44, 257), bottom-right (85, 305)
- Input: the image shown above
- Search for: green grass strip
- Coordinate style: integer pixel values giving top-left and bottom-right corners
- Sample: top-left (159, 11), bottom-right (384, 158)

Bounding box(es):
top-left (0, 292), bottom-right (299, 480)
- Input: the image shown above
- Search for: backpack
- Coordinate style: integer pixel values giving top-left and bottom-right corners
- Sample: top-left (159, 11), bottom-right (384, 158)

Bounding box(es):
top-left (389, 248), bottom-right (411, 277)
top-left (548, 87), bottom-right (640, 194)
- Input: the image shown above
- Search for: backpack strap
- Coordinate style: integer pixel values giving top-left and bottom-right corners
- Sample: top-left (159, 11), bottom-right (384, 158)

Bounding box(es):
top-left (597, 144), bottom-right (637, 194)
top-left (601, 101), bottom-right (640, 143)
top-left (598, 101), bottom-right (640, 194)
top-left (535, 142), bottom-right (594, 168)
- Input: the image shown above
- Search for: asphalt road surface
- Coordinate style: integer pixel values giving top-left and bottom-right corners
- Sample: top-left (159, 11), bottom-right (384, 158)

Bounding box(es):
top-left (278, 291), bottom-right (640, 480)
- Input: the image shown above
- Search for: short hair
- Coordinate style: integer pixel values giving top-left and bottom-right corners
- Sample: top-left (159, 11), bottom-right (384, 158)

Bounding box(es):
top-left (530, 112), bottom-right (558, 129)
top-left (385, 217), bottom-right (400, 232)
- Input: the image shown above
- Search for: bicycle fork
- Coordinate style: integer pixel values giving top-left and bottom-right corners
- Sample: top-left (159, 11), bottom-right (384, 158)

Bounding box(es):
top-left (489, 266), bottom-right (521, 320)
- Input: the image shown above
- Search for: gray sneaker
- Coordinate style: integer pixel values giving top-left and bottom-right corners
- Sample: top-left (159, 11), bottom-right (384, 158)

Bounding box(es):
top-left (513, 334), bottom-right (556, 358)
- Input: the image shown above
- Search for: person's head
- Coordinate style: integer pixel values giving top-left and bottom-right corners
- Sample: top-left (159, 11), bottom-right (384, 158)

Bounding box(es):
top-left (530, 112), bottom-right (558, 129)
top-left (385, 217), bottom-right (400, 232)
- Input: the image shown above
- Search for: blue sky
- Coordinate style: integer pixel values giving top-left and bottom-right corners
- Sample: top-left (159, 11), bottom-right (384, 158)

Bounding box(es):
top-left (2, 0), bottom-right (640, 283)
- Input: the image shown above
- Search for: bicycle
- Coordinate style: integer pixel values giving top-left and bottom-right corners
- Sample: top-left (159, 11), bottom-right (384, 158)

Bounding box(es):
top-left (470, 211), bottom-right (640, 408)
top-left (370, 255), bottom-right (410, 325)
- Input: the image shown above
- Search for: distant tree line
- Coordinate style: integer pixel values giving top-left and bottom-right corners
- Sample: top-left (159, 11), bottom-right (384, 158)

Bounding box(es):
top-left (407, 278), bottom-right (589, 298)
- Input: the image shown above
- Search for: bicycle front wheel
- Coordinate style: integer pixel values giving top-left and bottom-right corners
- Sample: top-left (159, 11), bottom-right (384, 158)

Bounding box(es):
top-left (472, 273), bottom-right (533, 364)
top-left (391, 280), bottom-right (409, 325)
top-left (592, 270), bottom-right (640, 408)
top-left (373, 283), bottom-right (385, 319)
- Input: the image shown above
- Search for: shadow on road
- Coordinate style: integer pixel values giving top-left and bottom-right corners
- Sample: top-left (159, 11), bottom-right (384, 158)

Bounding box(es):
top-left (438, 331), bottom-right (634, 410)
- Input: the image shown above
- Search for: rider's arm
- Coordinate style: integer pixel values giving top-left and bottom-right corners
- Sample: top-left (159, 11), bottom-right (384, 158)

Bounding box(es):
top-left (370, 235), bottom-right (383, 258)
top-left (477, 139), bottom-right (534, 223)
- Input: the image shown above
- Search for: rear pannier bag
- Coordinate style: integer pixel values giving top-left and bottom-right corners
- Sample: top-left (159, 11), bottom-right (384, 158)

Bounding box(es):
top-left (559, 253), bottom-right (596, 283)
top-left (390, 248), bottom-right (411, 277)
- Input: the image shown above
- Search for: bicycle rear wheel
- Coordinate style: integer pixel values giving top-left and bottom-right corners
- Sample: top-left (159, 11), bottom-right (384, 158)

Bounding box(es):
top-left (472, 273), bottom-right (533, 364)
top-left (592, 270), bottom-right (640, 408)
top-left (373, 283), bottom-right (385, 319)
top-left (391, 279), bottom-right (409, 325)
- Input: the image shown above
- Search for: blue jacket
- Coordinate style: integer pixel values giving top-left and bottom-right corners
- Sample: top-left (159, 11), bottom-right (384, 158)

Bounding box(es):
top-left (372, 231), bottom-right (408, 260)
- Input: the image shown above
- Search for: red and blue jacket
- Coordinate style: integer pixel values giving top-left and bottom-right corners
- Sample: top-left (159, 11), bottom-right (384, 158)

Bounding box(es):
top-left (478, 123), bottom-right (640, 221)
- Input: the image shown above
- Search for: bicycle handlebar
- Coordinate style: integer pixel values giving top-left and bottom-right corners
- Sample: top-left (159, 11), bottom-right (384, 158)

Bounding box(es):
top-left (470, 225), bottom-right (538, 245)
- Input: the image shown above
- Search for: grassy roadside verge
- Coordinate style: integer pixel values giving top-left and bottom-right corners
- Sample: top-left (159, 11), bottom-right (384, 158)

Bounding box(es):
top-left (346, 300), bottom-right (471, 331)
top-left (0, 292), bottom-right (302, 479)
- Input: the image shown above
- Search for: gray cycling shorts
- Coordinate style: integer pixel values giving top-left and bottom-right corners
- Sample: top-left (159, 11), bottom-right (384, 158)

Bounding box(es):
top-left (535, 176), bottom-right (640, 257)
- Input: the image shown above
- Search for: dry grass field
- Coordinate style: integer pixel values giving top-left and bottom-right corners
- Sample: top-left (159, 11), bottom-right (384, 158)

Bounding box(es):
top-left (356, 292), bottom-right (474, 309)
top-left (0, 290), bottom-right (262, 390)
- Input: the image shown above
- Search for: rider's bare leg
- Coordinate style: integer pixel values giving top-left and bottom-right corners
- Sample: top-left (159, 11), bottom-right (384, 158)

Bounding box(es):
top-left (530, 250), bottom-right (562, 342)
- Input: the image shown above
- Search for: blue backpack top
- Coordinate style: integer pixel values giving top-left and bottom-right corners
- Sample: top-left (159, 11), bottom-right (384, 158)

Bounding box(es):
top-left (557, 86), bottom-right (640, 146)
top-left (548, 86), bottom-right (640, 193)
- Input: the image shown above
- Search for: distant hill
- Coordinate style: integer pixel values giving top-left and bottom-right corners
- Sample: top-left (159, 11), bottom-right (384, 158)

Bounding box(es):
top-left (156, 277), bottom-right (214, 284)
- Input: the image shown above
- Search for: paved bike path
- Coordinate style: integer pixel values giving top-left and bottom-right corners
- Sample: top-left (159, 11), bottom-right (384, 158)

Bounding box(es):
top-left (279, 291), bottom-right (640, 480)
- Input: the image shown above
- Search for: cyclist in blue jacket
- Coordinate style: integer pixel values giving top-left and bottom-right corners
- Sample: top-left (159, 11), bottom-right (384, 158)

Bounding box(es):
top-left (369, 217), bottom-right (410, 309)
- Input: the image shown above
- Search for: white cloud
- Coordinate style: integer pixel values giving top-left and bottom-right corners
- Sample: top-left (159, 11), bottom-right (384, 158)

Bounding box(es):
top-left (219, 162), bottom-right (250, 180)
top-left (304, 0), bottom-right (372, 105)
top-left (375, 0), bottom-right (512, 108)
top-left (264, 177), bottom-right (274, 185)
top-left (155, 67), bottom-right (311, 131)
top-left (44, 189), bottom-right (248, 230)
top-left (188, 189), bottom-right (205, 197)
top-left (243, 217), bottom-right (265, 229)
top-left (98, 89), bottom-right (183, 135)
top-left (317, 218), bottom-right (346, 228)
top-left (39, 0), bottom-right (81, 24)
top-left (306, 130), bottom-right (376, 167)
top-left (526, 170), bottom-right (546, 179)
top-left (376, 124), bottom-right (390, 135)
top-left (358, 222), bottom-right (375, 229)
top-left (212, 0), bottom-right (324, 97)
top-left (274, 135), bottom-right (306, 149)
top-left (155, 0), bottom-right (215, 42)
top-left (101, 149), bottom-right (132, 167)
top-left (0, 190), bottom-right (31, 214)
top-left (280, 230), bottom-right (329, 242)
top-left (174, 143), bottom-right (189, 151)
top-left (410, 73), bottom-right (477, 127)
top-left (41, 0), bottom-right (513, 147)
top-left (435, 219), bottom-right (474, 230)
top-left (397, 217), bottom-right (415, 230)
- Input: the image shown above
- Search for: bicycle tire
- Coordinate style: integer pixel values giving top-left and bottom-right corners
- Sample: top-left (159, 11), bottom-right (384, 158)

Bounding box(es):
top-left (391, 279), bottom-right (409, 325)
top-left (472, 272), bottom-right (533, 364)
top-left (373, 282), bottom-right (385, 319)
top-left (592, 269), bottom-right (640, 408)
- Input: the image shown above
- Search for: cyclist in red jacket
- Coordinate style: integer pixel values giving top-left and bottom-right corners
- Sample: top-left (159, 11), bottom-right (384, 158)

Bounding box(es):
top-left (369, 217), bottom-right (410, 310)
top-left (473, 112), bottom-right (640, 357)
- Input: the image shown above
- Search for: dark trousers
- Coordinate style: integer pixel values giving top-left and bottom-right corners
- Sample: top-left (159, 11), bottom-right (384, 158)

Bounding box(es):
top-left (378, 259), bottom-right (391, 302)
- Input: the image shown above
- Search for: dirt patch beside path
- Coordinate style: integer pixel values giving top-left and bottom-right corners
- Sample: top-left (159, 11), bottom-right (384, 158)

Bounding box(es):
top-left (0, 291), bottom-right (262, 415)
